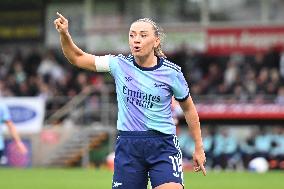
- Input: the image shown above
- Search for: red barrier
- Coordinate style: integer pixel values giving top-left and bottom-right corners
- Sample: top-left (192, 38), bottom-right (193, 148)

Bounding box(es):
top-left (196, 103), bottom-right (284, 120)
top-left (206, 26), bottom-right (284, 55)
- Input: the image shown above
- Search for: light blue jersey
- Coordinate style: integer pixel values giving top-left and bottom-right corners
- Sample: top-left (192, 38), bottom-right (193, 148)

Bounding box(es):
top-left (0, 103), bottom-right (11, 150)
top-left (107, 54), bottom-right (189, 134)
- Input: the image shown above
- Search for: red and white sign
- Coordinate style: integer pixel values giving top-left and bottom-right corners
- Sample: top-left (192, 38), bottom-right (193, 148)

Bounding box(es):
top-left (206, 26), bottom-right (284, 55)
top-left (196, 103), bottom-right (284, 120)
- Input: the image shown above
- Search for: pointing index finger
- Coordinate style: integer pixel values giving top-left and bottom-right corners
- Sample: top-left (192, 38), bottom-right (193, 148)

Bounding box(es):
top-left (57, 12), bottom-right (66, 21)
top-left (200, 164), bottom-right (207, 176)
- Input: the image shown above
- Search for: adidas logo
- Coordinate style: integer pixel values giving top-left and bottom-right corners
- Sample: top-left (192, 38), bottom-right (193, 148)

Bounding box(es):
top-left (125, 76), bottom-right (133, 82)
top-left (154, 83), bottom-right (166, 87)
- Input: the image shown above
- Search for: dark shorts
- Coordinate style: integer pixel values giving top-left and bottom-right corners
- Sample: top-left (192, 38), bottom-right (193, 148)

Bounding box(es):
top-left (112, 130), bottom-right (184, 189)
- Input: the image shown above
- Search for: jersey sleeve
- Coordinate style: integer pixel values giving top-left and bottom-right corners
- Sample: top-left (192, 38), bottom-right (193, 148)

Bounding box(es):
top-left (1, 104), bottom-right (11, 122)
top-left (172, 71), bottom-right (190, 102)
top-left (108, 55), bottom-right (120, 76)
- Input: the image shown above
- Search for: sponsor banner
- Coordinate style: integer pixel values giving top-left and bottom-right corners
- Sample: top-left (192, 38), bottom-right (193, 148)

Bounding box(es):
top-left (1, 97), bottom-right (45, 134)
top-left (2, 139), bottom-right (32, 167)
top-left (206, 26), bottom-right (284, 55)
top-left (196, 103), bottom-right (284, 120)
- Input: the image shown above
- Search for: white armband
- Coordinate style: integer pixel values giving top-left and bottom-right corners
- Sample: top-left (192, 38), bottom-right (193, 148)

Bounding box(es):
top-left (95, 55), bottom-right (110, 72)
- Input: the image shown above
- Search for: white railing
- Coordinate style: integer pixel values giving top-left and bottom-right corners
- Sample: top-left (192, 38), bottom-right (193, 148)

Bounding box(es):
top-left (44, 84), bottom-right (117, 126)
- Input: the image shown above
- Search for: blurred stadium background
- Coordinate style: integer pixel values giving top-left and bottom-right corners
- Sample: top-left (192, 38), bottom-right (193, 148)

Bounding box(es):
top-left (0, 0), bottom-right (284, 188)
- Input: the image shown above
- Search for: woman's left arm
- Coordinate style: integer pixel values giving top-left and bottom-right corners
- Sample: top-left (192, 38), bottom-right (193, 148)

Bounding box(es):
top-left (179, 96), bottom-right (206, 176)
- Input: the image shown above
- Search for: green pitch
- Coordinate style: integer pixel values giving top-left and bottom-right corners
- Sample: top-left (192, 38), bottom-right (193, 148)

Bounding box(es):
top-left (0, 168), bottom-right (283, 189)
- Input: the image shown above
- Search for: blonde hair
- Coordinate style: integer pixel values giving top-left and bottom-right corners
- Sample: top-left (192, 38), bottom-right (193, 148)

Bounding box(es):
top-left (134, 18), bottom-right (166, 58)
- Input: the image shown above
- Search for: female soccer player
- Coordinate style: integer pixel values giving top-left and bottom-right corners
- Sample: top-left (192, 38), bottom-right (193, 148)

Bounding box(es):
top-left (54, 12), bottom-right (206, 189)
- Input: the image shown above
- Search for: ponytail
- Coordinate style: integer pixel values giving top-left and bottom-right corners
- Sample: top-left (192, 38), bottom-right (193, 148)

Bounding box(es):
top-left (154, 44), bottom-right (166, 58)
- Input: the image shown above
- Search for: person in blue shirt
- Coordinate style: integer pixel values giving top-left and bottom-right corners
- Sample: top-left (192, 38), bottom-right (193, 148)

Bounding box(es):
top-left (212, 128), bottom-right (238, 170)
top-left (254, 127), bottom-right (272, 160)
top-left (201, 127), bottom-right (213, 168)
top-left (0, 102), bottom-right (28, 162)
top-left (268, 127), bottom-right (284, 169)
top-left (240, 132), bottom-right (257, 169)
top-left (54, 13), bottom-right (206, 189)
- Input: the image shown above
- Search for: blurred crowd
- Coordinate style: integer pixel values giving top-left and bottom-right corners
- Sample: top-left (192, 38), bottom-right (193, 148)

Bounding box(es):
top-left (0, 48), bottom-right (106, 98)
top-left (1, 46), bottom-right (284, 102)
top-left (177, 126), bottom-right (284, 171)
top-left (170, 45), bottom-right (284, 104)
top-left (0, 47), bottom-right (108, 119)
top-left (0, 45), bottom-right (284, 118)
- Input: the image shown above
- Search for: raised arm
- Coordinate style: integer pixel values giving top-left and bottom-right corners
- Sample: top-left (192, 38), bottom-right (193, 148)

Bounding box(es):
top-left (179, 96), bottom-right (206, 176)
top-left (54, 12), bottom-right (97, 71)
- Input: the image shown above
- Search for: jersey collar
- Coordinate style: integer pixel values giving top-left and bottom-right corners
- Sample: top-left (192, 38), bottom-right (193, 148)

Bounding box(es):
top-left (132, 56), bottom-right (163, 71)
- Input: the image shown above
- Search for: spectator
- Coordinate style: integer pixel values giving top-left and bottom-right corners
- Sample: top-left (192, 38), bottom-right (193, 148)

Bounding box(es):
top-left (212, 129), bottom-right (238, 170)
top-left (201, 127), bottom-right (213, 168)
top-left (275, 86), bottom-right (284, 105)
top-left (240, 130), bottom-right (257, 169)
top-left (270, 127), bottom-right (284, 169)
top-left (254, 128), bottom-right (272, 160)
top-left (224, 60), bottom-right (238, 88)
top-left (37, 51), bottom-right (65, 83)
top-left (178, 130), bottom-right (195, 160)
